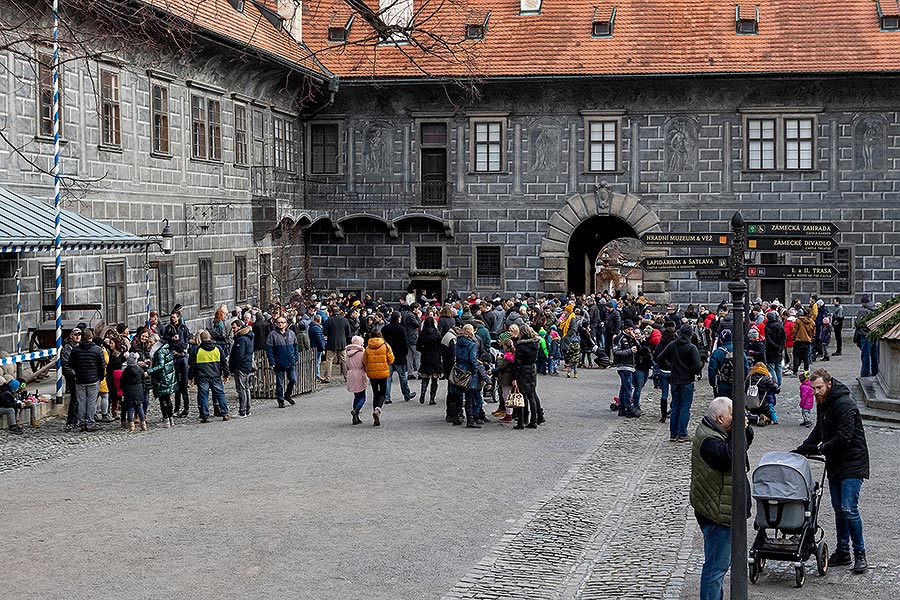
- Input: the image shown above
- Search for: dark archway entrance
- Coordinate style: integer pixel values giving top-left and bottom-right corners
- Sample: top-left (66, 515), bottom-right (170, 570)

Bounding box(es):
top-left (567, 215), bottom-right (639, 294)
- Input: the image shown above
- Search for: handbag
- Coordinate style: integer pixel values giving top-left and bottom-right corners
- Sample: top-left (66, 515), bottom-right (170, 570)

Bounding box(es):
top-left (449, 364), bottom-right (473, 388)
top-left (506, 383), bottom-right (525, 408)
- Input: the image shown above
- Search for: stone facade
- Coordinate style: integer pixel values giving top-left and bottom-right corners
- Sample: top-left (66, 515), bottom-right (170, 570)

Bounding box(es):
top-left (0, 6), bottom-right (315, 352)
top-left (298, 77), bottom-right (900, 306)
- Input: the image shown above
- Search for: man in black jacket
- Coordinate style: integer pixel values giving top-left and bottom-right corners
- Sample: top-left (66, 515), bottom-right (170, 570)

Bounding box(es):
top-left (657, 324), bottom-right (703, 442)
top-left (322, 307), bottom-right (352, 383)
top-left (763, 311), bottom-right (787, 386)
top-left (69, 328), bottom-right (106, 432)
top-left (403, 304), bottom-right (422, 378)
top-left (382, 313), bottom-right (417, 403)
top-left (794, 369), bottom-right (870, 574)
top-left (162, 312), bottom-right (192, 417)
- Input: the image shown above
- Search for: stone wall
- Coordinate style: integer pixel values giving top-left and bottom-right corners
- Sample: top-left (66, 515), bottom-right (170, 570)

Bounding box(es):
top-left (302, 78), bottom-right (900, 306)
top-left (0, 8), bottom-right (309, 352)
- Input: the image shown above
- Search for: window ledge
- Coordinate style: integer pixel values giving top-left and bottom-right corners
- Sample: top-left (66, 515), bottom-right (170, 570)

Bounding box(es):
top-left (469, 171), bottom-right (511, 176)
top-left (741, 169), bottom-right (821, 175)
top-left (233, 163), bottom-right (250, 169)
top-left (150, 151), bottom-right (173, 160)
top-left (35, 136), bottom-right (68, 145)
top-left (98, 144), bottom-right (123, 154)
top-left (583, 170), bottom-right (626, 176)
top-left (190, 156), bottom-right (223, 165)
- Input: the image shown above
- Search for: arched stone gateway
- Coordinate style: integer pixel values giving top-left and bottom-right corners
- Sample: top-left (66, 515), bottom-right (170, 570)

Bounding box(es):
top-left (539, 188), bottom-right (668, 296)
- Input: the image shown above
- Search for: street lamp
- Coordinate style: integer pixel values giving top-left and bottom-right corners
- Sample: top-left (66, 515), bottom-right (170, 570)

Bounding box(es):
top-left (145, 219), bottom-right (175, 329)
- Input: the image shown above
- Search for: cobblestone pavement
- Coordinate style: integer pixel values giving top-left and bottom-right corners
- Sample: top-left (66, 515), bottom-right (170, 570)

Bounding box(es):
top-left (4, 343), bottom-right (897, 600)
top-left (444, 343), bottom-right (900, 600)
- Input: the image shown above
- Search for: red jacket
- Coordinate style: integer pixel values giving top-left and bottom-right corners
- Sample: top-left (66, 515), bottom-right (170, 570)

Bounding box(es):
top-left (784, 319), bottom-right (795, 348)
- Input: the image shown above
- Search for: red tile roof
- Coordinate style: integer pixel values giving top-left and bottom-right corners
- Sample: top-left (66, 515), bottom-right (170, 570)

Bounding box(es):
top-left (140, 0), bottom-right (328, 78)
top-left (301, 0), bottom-right (900, 80)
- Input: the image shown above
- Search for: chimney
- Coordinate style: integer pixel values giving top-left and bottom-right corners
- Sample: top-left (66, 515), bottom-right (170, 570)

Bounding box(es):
top-left (520, 0), bottom-right (542, 15)
top-left (276, 0), bottom-right (303, 41)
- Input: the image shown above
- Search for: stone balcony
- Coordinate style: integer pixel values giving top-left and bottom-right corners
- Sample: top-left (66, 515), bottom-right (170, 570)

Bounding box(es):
top-left (250, 167), bottom-right (454, 239)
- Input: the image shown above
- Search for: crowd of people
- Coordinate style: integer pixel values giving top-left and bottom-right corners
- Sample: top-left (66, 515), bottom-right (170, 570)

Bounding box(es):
top-left (0, 286), bottom-right (877, 437)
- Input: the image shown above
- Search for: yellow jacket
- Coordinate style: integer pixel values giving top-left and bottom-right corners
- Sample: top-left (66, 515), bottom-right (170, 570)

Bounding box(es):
top-left (363, 338), bottom-right (394, 379)
top-left (98, 348), bottom-right (109, 393)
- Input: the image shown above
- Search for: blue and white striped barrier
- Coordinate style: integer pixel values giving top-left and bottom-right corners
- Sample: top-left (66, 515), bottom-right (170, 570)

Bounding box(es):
top-left (0, 349), bottom-right (57, 366)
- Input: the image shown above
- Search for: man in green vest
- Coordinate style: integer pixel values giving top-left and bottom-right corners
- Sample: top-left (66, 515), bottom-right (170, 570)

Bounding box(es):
top-left (690, 397), bottom-right (754, 600)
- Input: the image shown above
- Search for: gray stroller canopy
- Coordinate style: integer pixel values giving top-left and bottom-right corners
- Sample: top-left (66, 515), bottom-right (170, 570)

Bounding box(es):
top-left (752, 451), bottom-right (815, 502)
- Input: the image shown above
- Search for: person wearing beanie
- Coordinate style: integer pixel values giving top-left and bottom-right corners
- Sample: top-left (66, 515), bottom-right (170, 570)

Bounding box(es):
top-left (763, 311), bottom-right (787, 386)
top-left (708, 329), bottom-right (749, 401)
top-left (612, 320), bottom-right (640, 417)
top-left (656, 324), bottom-right (703, 441)
top-left (228, 320), bottom-right (255, 418)
top-left (189, 330), bottom-right (230, 423)
top-left (793, 309), bottom-right (816, 374)
top-left (746, 328), bottom-right (766, 365)
top-left (345, 335), bottom-right (368, 425)
top-left (121, 353), bottom-right (147, 432)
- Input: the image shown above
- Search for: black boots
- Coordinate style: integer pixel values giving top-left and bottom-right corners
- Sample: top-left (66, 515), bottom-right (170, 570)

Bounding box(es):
top-left (829, 549), bottom-right (852, 566)
top-left (420, 379), bottom-right (428, 404)
top-left (351, 409), bottom-right (362, 425)
top-left (465, 396), bottom-right (481, 428)
top-left (853, 552), bottom-right (868, 574)
top-left (536, 410), bottom-right (546, 425)
top-left (429, 381), bottom-right (438, 406)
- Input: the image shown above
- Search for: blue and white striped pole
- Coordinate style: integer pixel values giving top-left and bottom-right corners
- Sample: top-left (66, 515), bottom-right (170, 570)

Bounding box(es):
top-left (15, 267), bottom-right (22, 380)
top-left (53, 0), bottom-right (63, 403)
top-left (146, 256), bottom-right (151, 330)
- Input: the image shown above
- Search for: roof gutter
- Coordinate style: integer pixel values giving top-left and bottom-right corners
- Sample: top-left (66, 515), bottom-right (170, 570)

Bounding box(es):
top-left (336, 70), bottom-right (900, 86)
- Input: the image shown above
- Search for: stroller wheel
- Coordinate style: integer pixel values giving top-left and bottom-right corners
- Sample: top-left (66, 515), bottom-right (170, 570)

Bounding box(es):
top-left (817, 541), bottom-right (829, 576)
top-left (749, 561), bottom-right (760, 584)
top-left (795, 564), bottom-right (806, 588)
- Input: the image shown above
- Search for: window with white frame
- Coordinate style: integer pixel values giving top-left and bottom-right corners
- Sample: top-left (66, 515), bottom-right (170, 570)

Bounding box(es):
top-left (473, 120), bottom-right (503, 172)
top-left (104, 261), bottom-right (127, 324)
top-left (785, 118), bottom-right (814, 170)
top-left (190, 94), bottom-right (222, 160)
top-left (100, 68), bottom-right (121, 147)
top-left (41, 264), bottom-right (66, 320)
top-left (37, 52), bottom-right (62, 138)
top-left (151, 83), bottom-right (170, 155)
top-left (744, 114), bottom-right (818, 171)
top-left (747, 118), bottom-right (776, 170)
top-left (587, 119), bottom-right (618, 172)
top-left (273, 114), bottom-right (296, 171)
top-left (154, 260), bottom-right (175, 313)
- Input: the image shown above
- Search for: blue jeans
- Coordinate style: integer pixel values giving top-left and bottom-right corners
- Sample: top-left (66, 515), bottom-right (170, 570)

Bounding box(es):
top-left (275, 366), bottom-right (296, 404)
top-left (632, 369), bottom-right (649, 410)
top-left (699, 521), bottom-right (731, 600)
top-left (352, 390), bottom-right (366, 412)
top-left (617, 369), bottom-right (634, 414)
top-left (386, 363), bottom-right (412, 402)
top-left (767, 361), bottom-right (783, 387)
top-left (196, 377), bottom-right (227, 419)
top-left (829, 477), bottom-right (866, 554)
top-left (658, 371), bottom-right (671, 402)
top-left (670, 382), bottom-right (694, 438)
top-left (315, 350), bottom-right (323, 378)
top-left (860, 338), bottom-right (879, 377)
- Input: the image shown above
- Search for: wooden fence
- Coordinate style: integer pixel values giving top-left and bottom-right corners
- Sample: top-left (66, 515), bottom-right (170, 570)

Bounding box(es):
top-left (251, 349), bottom-right (318, 399)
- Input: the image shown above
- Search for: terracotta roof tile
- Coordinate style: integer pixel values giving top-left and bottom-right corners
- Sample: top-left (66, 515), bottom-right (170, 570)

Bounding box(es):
top-left (302, 0), bottom-right (900, 79)
top-left (141, 0), bottom-right (327, 78)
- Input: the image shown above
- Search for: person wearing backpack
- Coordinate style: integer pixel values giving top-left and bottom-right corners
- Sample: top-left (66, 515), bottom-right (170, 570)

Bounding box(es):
top-left (745, 363), bottom-right (780, 426)
top-left (707, 329), bottom-right (749, 400)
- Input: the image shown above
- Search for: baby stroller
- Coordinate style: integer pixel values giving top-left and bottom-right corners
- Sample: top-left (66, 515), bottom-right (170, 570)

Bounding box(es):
top-left (749, 451), bottom-right (828, 588)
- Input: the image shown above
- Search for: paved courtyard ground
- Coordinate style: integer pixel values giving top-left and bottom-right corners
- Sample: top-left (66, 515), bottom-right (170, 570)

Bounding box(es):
top-left (1, 343), bottom-right (897, 599)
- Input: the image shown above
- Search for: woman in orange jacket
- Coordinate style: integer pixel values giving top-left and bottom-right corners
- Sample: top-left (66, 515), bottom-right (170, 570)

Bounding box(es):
top-left (363, 330), bottom-right (394, 426)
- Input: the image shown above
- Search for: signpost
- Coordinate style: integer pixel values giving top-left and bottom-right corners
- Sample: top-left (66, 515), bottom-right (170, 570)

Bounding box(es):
top-left (695, 269), bottom-right (730, 281)
top-left (745, 264), bottom-right (838, 280)
top-left (745, 221), bottom-right (839, 238)
top-left (639, 256), bottom-right (729, 271)
top-left (640, 232), bottom-right (731, 246)
top-left (746, 237), bottom-right (837, 252)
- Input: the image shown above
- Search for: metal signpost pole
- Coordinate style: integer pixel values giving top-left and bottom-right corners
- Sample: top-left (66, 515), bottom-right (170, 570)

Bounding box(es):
top-left (729, 211), bottom-right (749, 600)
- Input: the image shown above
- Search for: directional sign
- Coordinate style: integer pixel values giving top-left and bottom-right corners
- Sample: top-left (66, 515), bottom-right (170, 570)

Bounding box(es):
top-left (640, 232), bottom-right (731, 247)
top-left (745, 222), bottom-right (839, 238)
top-left (745, 265), bottom-right (838, 280)
top-left (746, 237), bottom-right (838, 253)
top-left (696, 269), bottom-right (731, 281)
top-left (640, 256), bottom-right (729, 272)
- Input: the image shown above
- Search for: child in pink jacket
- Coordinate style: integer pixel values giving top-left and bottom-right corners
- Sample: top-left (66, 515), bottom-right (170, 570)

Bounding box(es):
top-left (346, 336), bottom-right (368, 426)
top-left (799, 370), bottom-right (814, 427)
